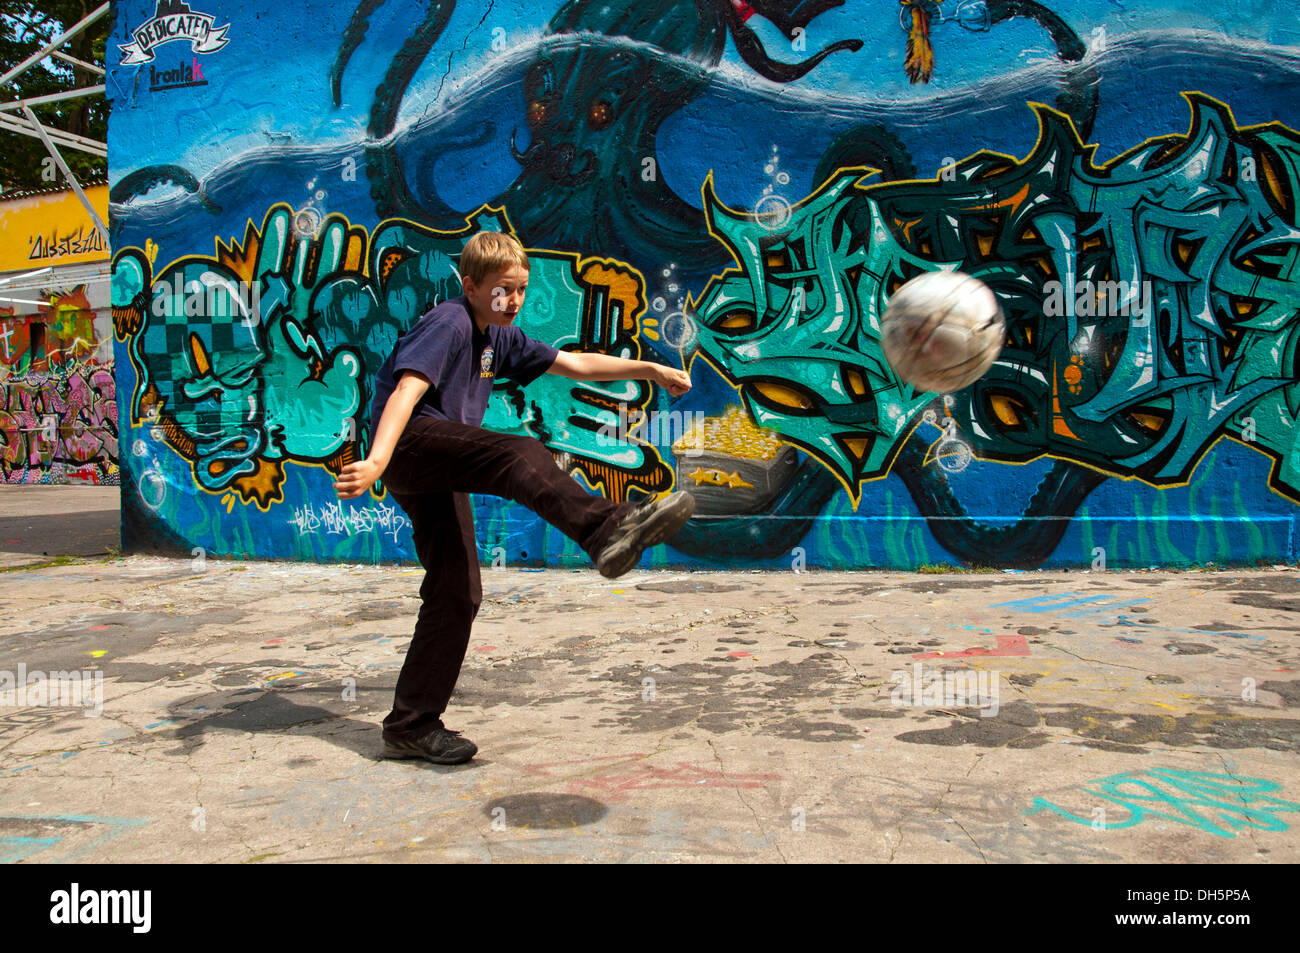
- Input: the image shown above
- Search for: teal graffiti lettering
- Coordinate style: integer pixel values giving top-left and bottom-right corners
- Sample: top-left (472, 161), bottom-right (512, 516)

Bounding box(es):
top-left (1026, 769), bottom-right (1300, 838)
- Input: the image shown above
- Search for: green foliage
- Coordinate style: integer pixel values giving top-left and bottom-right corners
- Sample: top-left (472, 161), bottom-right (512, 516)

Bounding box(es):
top-left (915, 562), bottom-right (996, 574)
top-left (0, 1), bottom-right (107, 194)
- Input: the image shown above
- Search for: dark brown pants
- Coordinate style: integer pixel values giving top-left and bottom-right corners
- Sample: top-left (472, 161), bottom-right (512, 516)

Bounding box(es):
top-left (380, 417), bottom-right (634, 739)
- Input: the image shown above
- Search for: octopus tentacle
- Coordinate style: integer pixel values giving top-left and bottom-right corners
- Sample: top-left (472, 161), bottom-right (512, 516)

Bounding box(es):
top-left (109, 164), bottom-right (218, 213)
top-left (360, 1), bottom-right (458, 220)
top-left (367, 0), bottom-right (457, 139)
top-left (894, 433), bottom-right (1109, 568)
top-left (986, 0), bottom-right (1099, 141)
top-left (740, 0), bottom-right (853, 40)
top-left (813, 124), bottom-right (917, 187)
top-left (721, 2), bottom-right (863, 83)
top-left (331, 0), bottom-right (388, 107)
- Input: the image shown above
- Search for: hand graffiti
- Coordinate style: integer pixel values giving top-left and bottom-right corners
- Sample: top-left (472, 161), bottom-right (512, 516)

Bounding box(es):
top-left (251, 207), bottom-right (363, 464)
top-left (112, 204), bottom-right (363, 505)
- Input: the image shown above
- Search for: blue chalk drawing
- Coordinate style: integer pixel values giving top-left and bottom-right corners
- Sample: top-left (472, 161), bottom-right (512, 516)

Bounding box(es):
top-left (992, 591), bottom-right (1264, 639)
top-left (992, 592), bottom-right (1154, 617)
top-left (1026, 768), bottom-right (1300, 838)
top-left (0, 813), bottom-right (149, 863)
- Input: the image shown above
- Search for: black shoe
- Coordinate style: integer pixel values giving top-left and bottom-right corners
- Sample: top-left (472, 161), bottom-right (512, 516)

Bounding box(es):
top-left (594, 491), bottom-right (695, 579)
top-left (381, 727), bottom-right (478, 765)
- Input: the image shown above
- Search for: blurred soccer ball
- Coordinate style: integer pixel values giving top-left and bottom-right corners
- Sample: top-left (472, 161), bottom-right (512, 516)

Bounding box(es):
top-left (881, 271), bottom-right (1005, 394)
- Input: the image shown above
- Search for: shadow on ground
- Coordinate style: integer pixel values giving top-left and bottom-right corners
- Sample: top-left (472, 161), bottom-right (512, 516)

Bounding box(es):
top-left (0, 509), bottom-right (119, 557)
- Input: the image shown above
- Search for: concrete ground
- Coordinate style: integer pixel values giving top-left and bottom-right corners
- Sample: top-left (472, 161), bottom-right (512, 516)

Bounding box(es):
top-left (0, 485), bottom-right (120, 567)
top-left (0, 487), bottom-right (1298, 863)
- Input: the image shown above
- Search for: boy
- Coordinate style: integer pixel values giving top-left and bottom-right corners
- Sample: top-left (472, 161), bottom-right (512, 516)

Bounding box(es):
top-left (333, 231), bottom-right (694, 764)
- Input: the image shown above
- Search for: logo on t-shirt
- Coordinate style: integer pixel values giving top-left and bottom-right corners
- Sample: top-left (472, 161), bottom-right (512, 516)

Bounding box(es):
top-left (480, 346), bottom-right (494, 378)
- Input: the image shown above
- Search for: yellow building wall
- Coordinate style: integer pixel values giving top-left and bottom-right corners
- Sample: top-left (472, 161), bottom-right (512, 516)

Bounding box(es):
top-left (0, 185), bottom-right (109, 270)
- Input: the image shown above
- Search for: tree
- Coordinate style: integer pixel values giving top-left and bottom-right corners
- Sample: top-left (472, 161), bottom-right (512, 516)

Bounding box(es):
top-left (0, 1), bottom-right (107, 195)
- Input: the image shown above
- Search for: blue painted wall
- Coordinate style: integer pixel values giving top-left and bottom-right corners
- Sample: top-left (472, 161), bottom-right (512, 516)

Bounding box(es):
top-left (107, 0), bottom-right (1300, 568)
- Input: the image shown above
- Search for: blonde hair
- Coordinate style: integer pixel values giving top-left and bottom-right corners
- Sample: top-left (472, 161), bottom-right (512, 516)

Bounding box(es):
top-left (459, 231), bottom-right (530, 285)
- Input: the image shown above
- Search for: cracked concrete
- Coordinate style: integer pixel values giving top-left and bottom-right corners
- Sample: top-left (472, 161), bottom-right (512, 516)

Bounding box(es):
top-left (1, 544), bottom-right (1298, 862)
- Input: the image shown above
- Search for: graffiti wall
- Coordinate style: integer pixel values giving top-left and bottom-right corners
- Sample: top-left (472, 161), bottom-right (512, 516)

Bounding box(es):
top-left (0, 185), bottom-right (116, 485)
top-left (106, 0), bottom-right (1300, 566)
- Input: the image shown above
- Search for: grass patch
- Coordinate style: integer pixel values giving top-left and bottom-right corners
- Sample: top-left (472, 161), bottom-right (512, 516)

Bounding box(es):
top-left (0, 554), bottom-right (89, 573)
top-left (915, 563), bottom-right (999, 574)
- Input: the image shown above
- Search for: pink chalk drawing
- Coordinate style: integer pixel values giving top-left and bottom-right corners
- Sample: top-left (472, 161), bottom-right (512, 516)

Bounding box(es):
top-left (912, 634), bottom-right (1030, 659)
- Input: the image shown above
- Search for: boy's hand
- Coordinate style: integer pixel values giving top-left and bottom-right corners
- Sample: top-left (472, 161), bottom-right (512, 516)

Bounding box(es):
top-left (334, 459), bottom-right (385, 499)
top-left (657, 366), bottom-right (692, 397)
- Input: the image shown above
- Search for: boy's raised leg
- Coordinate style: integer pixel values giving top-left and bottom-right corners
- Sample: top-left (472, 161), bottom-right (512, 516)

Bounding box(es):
top-left (384, 417), bottom-right (638, 559)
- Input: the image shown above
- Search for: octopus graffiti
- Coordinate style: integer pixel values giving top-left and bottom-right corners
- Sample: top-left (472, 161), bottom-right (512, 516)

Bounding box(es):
top-left (107, 0), bottom-right (1300, 566)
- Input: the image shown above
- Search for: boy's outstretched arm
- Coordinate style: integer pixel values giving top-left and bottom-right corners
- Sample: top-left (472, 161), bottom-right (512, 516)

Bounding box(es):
top-left (548, 351), bottom-right (691, 396)
top-left (334, 371), bottom-right (431, 499)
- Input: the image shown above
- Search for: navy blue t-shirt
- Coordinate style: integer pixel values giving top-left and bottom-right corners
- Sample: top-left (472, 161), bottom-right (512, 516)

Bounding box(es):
top-left (369, 296), bottom-right (558, 436)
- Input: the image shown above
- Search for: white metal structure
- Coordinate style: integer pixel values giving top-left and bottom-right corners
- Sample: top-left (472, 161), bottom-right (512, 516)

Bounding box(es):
top-left (0, 3), bottom-right (110, 243)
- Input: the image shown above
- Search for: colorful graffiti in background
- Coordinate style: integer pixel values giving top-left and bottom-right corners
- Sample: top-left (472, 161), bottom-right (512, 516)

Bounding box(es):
top-left (108, 0), bottom-right (1300, 565)
top-left (0, 366), bottom-right (118, 486)
top-left (0, 288), bottom-right (118, 486)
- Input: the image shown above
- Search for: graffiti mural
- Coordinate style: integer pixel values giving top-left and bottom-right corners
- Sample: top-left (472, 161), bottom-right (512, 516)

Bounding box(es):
top-left (677, 95), bottom-right (1300, 563)
top-left (108, 0), bottom-right (1300, 566)
top-left (0, 286), bottom-right (117, 486)
top-left (112, 200), bottom-right (674, 503)
top-left (0, 366), bottom-right (118, 486)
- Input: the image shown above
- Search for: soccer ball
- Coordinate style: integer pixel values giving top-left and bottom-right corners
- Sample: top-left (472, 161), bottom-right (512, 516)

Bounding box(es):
top-left (880, 271), bottom-right (1005, 394)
